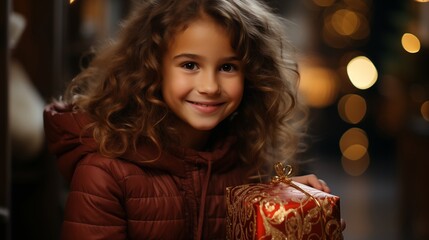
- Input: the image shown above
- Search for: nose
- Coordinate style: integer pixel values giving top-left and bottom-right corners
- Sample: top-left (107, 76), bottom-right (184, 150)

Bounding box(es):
top-left (196, 71), bottom-right (220, 95)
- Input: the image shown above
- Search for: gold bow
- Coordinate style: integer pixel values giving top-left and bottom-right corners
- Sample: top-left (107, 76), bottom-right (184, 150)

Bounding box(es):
top-left (270, 162), bottom-right (324, 221)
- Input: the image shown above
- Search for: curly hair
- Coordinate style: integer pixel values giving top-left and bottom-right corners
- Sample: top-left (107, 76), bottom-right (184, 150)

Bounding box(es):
top-left (64, 0), bottom-right (307, 170)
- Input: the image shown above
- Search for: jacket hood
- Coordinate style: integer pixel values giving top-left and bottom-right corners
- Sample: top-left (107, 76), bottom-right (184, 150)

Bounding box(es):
top-left (43, 103), bottom-right (240, 183)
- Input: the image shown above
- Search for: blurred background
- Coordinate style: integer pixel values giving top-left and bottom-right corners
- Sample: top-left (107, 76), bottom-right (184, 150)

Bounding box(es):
top-left (1, 0), bottom-right (429, 239)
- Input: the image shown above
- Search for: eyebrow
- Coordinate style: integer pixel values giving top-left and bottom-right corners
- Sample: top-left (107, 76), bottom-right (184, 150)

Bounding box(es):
top-left (173, 53), bottom-right (240, 62)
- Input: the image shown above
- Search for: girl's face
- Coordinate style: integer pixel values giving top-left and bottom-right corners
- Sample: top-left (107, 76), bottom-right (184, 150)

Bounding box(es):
top-left (162, 14), bottom-right (244, 144)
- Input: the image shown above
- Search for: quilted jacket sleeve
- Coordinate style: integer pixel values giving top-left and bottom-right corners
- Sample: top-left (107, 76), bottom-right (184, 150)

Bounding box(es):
top-left (61, 155), bottom-right (127, 240)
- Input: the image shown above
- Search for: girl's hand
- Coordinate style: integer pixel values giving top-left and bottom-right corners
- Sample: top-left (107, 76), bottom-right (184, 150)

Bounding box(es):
top-left (291, 174), bottom-right (331, 193)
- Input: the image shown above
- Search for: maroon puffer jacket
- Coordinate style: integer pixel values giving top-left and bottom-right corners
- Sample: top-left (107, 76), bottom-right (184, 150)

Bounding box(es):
top-left (43, 104), bottom-right (253, 239)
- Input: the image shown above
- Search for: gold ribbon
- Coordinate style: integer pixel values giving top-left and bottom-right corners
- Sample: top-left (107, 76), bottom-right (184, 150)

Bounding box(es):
top-left (271, 162), bottom-right (322, 209)
top-left (270, 162), bottom-right (327, 239)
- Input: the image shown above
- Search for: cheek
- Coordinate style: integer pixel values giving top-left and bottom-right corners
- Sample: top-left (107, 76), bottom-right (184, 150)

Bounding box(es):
top-left (162, 70), bottom-right (190, 101)
top-left (167, 78), bottom-right (189, 97)
top-left (226, 79), bottom-right (244, 104)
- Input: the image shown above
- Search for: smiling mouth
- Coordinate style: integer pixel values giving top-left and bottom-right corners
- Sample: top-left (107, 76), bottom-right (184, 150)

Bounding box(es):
top-left (187, 101), bottom-right (223, 107)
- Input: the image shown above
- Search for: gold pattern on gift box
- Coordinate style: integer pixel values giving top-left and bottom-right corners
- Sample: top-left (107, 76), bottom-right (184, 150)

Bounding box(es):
top-left (226, 162), bottom-right (342, 240)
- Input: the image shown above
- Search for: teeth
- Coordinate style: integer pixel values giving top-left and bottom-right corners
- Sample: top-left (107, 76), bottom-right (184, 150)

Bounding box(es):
top-left (192, 101), bottom-right (211, 107)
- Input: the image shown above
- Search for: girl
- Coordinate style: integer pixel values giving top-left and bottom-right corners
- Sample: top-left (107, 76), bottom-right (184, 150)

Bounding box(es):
top-left (44, 0), bottom-right (331, 239)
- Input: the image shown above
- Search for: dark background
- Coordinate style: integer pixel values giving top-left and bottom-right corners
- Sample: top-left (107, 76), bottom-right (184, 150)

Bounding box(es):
top-left (2, 0), bottom-right (428, 239)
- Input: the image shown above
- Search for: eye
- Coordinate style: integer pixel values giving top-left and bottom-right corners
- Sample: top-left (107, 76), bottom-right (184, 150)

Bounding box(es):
top-left (220, 64), bottom-right (236, 72)
top-left (182, 62), bottom-right (198, 70)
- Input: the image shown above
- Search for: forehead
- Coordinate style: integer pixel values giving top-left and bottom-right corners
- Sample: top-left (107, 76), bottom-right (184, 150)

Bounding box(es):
top-left (168, 12), bottom-right (232, 42)
top-left (166, 14), bottom-right (236, 55)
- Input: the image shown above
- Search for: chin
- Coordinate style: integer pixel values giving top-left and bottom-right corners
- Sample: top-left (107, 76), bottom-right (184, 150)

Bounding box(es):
top-left (191, 125), bottom-right (216, 131)
top-left (187, 121), bottom-right (221, 131)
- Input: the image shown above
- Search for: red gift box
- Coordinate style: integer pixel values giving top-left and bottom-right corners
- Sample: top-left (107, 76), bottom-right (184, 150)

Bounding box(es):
top-left (226, 164), bottom-right (342, 240)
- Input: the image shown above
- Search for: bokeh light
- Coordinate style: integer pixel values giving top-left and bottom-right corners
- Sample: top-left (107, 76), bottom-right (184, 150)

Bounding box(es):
top-left (346, 56), bottom-right (378, 90)
top-left (339, 127), bottom-right (369, 155)
top-left (331, 9), bottom-right (360, 36)
top-left (338, 94), bottom-right (367, 124)
top-left (322, 5), bottom-right (370, 48)
top-left (343, 144), bottom-right (367, 161)
top-left (348, 13), bottom-right (370, 40)
top-left (401, 33), bottom-right (421, 53)
top-left (342, 153), bottom-right (370, 176)
top-left (299, 65), bottom-right (339, 108)
top-left (421, 101), bottom-right (429, 121)
top-left (322, 24), bottom-right (349, 49)
top-left (340, 127), bottom-right (370, 176)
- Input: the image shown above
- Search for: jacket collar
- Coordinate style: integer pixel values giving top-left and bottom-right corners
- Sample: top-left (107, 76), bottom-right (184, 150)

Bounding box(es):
top-left (44, 103), bottom-right (239, 181)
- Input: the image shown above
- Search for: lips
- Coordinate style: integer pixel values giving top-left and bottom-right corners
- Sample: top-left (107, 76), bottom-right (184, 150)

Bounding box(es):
top-left (187, 100), bottom-right (224, 113)
top-left (188, 101), bottom-right (222, 107)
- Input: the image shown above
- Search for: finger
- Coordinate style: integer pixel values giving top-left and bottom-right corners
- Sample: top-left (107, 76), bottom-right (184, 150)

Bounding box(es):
top-left (306, 175), bottom-right (324, 191)
top-left (291, 175), bottom-right (331, 193)
top-left (318, 179), bottom-right (331, 193)
top-left (304, 175), bottom-right (331, 193)
top-left (293, 175), bottom-right (323, 191)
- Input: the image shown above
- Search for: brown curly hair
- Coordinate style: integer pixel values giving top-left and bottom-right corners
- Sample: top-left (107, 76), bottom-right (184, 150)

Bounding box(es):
top-left (63, 0), bottom-right (307, 170)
